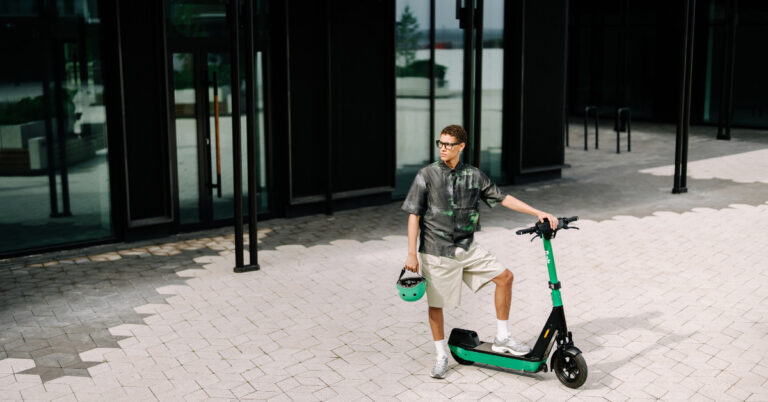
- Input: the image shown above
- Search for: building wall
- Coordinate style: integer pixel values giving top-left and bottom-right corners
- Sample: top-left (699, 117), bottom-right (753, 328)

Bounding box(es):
top-left (568, 0), bottom-right (768, 129)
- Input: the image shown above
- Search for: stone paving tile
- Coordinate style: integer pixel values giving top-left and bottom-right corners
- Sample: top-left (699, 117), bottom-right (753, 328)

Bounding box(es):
top-left (0, 125), bottom-right (768, 400)
top-left (640, 148), bottom-right (768, 184)
top-left (0, 248), bottom-right (223, 382)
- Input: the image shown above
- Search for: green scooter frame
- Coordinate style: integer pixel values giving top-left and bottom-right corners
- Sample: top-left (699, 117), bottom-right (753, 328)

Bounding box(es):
top-left (447, 217), bottom-right (588, 388)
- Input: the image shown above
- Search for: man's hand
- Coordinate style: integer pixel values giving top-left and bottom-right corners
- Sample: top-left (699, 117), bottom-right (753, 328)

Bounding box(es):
top-left (537, 212), bottom-right (558, 230)
top-left (404, 253), bottom-right (419, 273)
top-left (501, 196), bottom-right (558, 230)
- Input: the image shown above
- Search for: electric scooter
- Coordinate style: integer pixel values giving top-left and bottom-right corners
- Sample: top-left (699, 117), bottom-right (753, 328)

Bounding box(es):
top-left (447, 216), bottom-right (588, 388)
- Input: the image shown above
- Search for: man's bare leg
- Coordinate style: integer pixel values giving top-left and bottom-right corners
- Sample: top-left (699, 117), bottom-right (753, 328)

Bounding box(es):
top-left (428, 306), bottom-right (449, 378)
top-left (491, 269), bottom-right (530, 354)
top-left (492, 269), bottom-right (514, 320)
top-left (428, 307), bottom-right (444, 340)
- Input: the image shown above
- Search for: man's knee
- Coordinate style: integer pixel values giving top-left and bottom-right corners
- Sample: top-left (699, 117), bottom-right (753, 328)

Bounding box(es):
top-left (493, 269), bottom-right (514, 286)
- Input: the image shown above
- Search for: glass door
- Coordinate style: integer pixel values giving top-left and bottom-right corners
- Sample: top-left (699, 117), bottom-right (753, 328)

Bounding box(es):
top-left (206, 52), bottom-right (250, 222)
top-left (168, 0), bottom-right (269, 228)
top-left (172, 52), bottom-right (203, 224)
top-left (171, 50), bottom-right (248, 226)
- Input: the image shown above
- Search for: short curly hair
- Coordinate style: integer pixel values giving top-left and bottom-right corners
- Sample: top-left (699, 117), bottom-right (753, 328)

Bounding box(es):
top-left (441, 124), bottom-right (467, 144)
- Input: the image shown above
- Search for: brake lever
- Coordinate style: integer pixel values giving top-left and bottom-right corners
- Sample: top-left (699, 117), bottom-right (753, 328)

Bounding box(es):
top-left (530, 233), bottom-right (542, 242)
top-left (564, 225), bottom-right (579, 230)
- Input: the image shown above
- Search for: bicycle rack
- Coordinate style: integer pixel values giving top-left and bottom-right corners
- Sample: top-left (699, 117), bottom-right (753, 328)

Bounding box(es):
top-left (615, 107), bottom-right (631, 153)
top-left (584, 106), bottom-right (599, 151)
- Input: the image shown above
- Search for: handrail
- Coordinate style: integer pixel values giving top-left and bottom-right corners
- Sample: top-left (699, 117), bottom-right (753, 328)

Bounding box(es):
top-left (584, 106), bottom-right (599, 151)
top-left (615, 107), bottom-right (631, 153)
top-left (213, 71), bottom-right (222, 198)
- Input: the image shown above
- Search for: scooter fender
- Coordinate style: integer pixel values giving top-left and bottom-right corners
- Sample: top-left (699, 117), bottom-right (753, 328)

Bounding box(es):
top-left (550, 346), bottom-right (583, 371)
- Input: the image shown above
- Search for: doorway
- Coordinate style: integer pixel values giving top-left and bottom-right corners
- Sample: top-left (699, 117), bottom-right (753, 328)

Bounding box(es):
top-left (170, 50), bottom-right (247, 226)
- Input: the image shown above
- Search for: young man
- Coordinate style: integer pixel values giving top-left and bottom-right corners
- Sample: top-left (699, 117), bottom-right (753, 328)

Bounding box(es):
top-left (402, 124), bottom-right (558, 379)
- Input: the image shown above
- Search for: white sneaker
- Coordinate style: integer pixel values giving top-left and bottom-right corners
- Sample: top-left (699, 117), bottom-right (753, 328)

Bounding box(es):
top-left (430, 355), bottom-right (449, 379)
top-left (492, 335), bottom-right (531, 356)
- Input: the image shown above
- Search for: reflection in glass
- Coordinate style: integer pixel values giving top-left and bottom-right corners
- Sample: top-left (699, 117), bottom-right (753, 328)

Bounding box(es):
top-left (0, 3), bottom-right (111, 254)
top-left (167, 0), bottom-right (228, 39)
top-left (172, 53), bottom-right (200, 224)
top-left (208, 53), bottom-right (249, 221)
top-left (395, 0), bottom-right (431, 197)
top-left (434, 1), bottom-right (464, 143)
top-left (255, 51), bottom-right (269, 212)
top-left (480, 0), bottom-right (504, 182)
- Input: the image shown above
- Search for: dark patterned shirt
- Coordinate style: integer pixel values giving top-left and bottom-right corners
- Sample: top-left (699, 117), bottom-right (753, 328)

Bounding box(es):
top-left (402, 160), bottom-right (507, 257)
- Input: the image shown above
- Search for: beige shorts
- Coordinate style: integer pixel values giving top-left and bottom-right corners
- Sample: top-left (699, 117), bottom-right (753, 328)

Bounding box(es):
top-left (419, 242), bottom-right (507, 309)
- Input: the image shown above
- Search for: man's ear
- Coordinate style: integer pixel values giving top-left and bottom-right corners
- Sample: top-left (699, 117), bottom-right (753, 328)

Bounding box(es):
top-left (459, 142), bottom-right (466, 152)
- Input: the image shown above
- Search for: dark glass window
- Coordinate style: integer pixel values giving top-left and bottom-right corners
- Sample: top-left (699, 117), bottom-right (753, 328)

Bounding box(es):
top-left (395, 0), bottom-right (431, 197)
top-left (479, 0), bottom-right (504, 182)
top-left (0, 1), bottom-right (112, 254)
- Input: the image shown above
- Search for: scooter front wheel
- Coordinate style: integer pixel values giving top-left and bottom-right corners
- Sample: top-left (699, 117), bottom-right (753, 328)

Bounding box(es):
top-left (553, 352), bottom-right (587, 388)
top-left (450, 350), bottom-right (474, 365)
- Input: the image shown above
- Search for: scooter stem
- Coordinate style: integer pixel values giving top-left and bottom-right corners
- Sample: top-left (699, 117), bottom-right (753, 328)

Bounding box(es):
top-left (543, 238), bottom-right (563, 307)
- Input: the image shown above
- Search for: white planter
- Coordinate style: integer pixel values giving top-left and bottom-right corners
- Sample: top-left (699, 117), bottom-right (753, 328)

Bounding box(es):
top-left (0, 120), bottom-right (46, 150)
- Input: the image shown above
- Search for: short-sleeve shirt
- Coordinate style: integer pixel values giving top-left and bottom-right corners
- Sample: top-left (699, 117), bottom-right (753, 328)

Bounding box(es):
top-left (401, 160), bottom-right (507, 257)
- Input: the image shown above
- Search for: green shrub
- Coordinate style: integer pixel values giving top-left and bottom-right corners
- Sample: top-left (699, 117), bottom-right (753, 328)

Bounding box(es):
top-left (396, 60), bottom-right (447, 80)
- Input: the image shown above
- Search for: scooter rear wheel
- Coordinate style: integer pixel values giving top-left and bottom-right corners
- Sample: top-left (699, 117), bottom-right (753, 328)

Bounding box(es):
top-left (553, 352), bottom-right (587, 388)
top-left (450, 351), bottom-right (474, 365)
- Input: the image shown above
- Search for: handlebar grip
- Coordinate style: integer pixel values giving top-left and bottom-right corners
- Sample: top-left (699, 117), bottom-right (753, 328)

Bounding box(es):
top-left (516, 227), bottom-right (536, 235)
top-left (563, 216), bottom-right (578, 224)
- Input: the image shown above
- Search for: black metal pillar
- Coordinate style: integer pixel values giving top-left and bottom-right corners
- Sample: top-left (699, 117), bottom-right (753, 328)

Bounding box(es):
top-left (472, 0), bottom-right (484, 168)
top-left (325, 0), bottom-right (333, 215)
top-left (39, 0), bottom-right (60, 218)
top-left (717, 0), bottom-right (737, 141)
top-left (563, 0), bottom-right (570, 150)
top-left (615, 0), bottom-right (629, 130)
top-left (429, 0), bottom-right (436, 162)
top-left (230, 0), bottom-right (246, 270)
top-left (54, 36), bottom-right (72, 217)
top-left (49, 1), bottom-right (72, 217)
top-left (241, 0), bottom-right (260, 272)
top-left (673, 0), bottom-right (696, 194)
top-left (459, 0), bottom-right (476, 165)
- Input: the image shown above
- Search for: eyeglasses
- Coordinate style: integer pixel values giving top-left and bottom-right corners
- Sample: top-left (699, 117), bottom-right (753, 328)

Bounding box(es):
top-left (435, 140), bottom-right (462, 150)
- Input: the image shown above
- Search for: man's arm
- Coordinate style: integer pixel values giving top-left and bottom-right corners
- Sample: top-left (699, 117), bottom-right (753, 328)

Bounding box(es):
top-left (404, 214), bottom-right (420, 273)
top-left (500, 195), bottom-right (558, 230)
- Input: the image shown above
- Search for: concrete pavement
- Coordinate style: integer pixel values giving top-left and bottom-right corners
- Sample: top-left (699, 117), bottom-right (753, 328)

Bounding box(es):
top-left (1, 123), bottom-right (767, 401)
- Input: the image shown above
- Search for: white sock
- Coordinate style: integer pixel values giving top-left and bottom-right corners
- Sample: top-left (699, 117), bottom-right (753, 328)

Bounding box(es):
top-left (434, 339), bottom-right (447, 359)
top-left (497, 320), bottom-right (510, 339)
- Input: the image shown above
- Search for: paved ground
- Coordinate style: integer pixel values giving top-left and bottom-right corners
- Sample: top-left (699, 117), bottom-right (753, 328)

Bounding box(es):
top-left (1, 123), bottom-right (768, 401)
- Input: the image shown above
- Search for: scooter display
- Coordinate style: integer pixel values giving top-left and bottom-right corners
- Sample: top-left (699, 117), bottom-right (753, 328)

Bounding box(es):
top-left (447, 216), bottom-right (588, 388)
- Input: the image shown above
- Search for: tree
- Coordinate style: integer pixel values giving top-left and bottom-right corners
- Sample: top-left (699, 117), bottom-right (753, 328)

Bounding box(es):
top-left (396, 5), bottom-right (420, 68)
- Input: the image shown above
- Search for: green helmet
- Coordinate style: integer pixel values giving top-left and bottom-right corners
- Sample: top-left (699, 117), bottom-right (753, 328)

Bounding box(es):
top-left (396, 267), bottom-right (427, 302)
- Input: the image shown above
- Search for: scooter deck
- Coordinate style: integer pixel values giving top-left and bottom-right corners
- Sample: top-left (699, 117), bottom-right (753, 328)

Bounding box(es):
top-left (449, 328), bottom-right (548, 373)
top-left (450, 342), bottom-right (547, 373)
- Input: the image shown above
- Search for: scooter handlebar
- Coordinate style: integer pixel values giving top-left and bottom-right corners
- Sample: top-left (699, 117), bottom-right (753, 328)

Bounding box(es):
top-left (516, 216), bottom-right (579, 236)
top-left (515, 227), bottom-right (537, 235)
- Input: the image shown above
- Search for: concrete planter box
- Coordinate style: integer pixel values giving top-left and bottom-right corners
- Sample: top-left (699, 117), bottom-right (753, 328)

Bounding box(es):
top-left (0, 122), bottom-right (107, 176)
top-left (0, 120), bottom-right (46, 150)
top-left (396, 77), bottom-right (457, 98)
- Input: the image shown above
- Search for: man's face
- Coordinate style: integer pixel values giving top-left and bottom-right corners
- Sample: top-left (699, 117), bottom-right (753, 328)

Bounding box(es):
top-left (439, 134), bottom-right (465, 162)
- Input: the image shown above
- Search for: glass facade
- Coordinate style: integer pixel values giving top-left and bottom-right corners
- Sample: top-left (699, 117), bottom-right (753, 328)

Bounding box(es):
top-left (207, 52), bottom-right (250, 221)
top-left (167, 0), bottom-right (268, 226)
top-left (172, 52), bottom-right (201, 224)
top-left (394, 0), bottom-right (431, 198)
top-left (434, 1), bottom-right (464, 138)
top-left (479, 0), bottom-right (504, 182)
top-left (395, 0), bottom-right (505, 196)
top-left (0, 0), bottom-right (112, 253)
